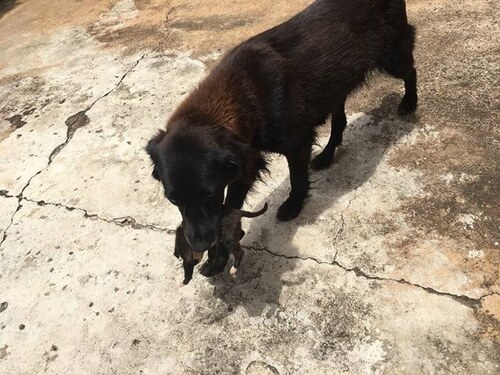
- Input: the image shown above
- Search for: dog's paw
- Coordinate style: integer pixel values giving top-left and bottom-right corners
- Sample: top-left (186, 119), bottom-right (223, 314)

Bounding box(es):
top-left (276, 197), bottom-right (303, 221)
top-left (398, 95), bottom-right (418, 116)
top-left (230, 266), bottom-right (238, 276)
top-left (311, 151), bottom-right (334, 171)
top-left (199, 260), bottom-right (225, 278)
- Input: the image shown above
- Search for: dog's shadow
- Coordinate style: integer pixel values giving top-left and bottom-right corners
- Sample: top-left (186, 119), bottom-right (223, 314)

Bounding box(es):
top-left (208, 94), bottom-right (419, 317)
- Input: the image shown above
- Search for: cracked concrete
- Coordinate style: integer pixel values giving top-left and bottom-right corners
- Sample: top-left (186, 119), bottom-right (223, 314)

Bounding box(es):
top-left (0, 0), bottom-right (499, 374)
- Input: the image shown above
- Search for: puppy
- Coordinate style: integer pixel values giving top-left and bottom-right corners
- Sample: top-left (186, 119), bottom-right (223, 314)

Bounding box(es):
top-left (175, 203), bottom-right (268, 287)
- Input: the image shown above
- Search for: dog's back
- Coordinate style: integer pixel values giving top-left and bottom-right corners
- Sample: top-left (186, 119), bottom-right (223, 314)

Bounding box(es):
top-left (196, 0), bottom-right (414, 153)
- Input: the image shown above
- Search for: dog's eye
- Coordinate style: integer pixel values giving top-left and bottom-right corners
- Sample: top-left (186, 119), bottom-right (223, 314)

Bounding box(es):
top-left (168, 197), bottom-right (178, 205)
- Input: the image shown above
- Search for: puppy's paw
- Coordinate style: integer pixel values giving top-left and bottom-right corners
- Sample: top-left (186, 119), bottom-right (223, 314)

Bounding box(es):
top-left (276, 197), bottom-right (304, 221)
top-left (178, 281), bottom-right (187, 288)
top-left (230, 266), bottom-right (238, 276)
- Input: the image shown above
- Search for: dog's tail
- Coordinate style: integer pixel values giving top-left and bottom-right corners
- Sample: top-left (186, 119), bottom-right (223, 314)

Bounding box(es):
top-left (240, 203), bottom-right (268, 218)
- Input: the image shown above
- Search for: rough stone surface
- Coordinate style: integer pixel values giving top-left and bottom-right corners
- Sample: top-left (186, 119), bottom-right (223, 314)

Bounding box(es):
top-left (0, 0), bottom-right (499, 374)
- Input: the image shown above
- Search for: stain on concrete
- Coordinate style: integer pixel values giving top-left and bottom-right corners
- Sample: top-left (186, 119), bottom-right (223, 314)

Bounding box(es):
top-left (0, 344), bottom-right (9, 360)
top-left (49, 111), bottom-right (90, 161)
top-left (43, 348), bottom-right (59, 372)
top-left (170, 15), bottom-right (253, 31)
top-left (65, 111), bottom-right (90, 140)
top-left (246, 361), bottom-right (280, 375)
top-left (6, 114), bottom-right (26, 129)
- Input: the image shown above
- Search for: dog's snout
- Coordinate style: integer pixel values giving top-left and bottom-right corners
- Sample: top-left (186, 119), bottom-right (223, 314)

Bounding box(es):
top-left (190, 236), bottom-right (217, 253)
top-left (181, 203), bottom-right (221, 253)
top-left (184, 227), bottom-right (217, 253)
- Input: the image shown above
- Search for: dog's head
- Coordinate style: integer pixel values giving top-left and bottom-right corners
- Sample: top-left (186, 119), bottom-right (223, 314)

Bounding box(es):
top-left (147, 125), bottom-right (248, 252)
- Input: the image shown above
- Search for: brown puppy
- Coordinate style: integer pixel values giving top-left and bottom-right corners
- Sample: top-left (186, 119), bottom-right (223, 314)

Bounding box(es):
top-left (175, 203), bottom-right (268, 287)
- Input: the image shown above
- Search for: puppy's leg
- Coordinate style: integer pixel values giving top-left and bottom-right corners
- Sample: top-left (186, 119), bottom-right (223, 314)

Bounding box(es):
top-left (311, 99), bottom-right (347, 171)
top-left (277, 143), bottom-right (312, 221)
top-left (180, 261), bottom-right (194, 287)
top-left (230, 243), bottom-right (244, 276)
top-left (199, 244), bottom-right (228, 278)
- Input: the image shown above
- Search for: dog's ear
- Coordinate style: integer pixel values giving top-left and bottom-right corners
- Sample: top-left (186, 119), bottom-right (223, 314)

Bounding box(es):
top-left (218, 137), bottom-right (267, 185)
top-left (146, 130), bottom-right (166, 181)
top-left (215, 149), bottom-right (243, 183)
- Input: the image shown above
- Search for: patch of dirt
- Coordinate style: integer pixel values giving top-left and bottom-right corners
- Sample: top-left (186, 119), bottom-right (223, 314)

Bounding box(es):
top-left (169, 15), bottom-right (254, 31)
top-left (165, 0), bottom-right (311, 56)
top-left (475, 296), bottom-right (500, 348)
top-left (0, 0), bottom-right (114, 35)
top-left (88, 23), bottom-right (169, 55)
top-left (388, 1), bottom-right (499, 293)
top-left (87, 0), bottom-right (172, 55)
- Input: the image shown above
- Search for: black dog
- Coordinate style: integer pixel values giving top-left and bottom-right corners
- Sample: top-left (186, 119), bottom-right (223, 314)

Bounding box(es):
top-left (175, 203), bottom-right (268, 287)
top-left (147, 0), bottom-right (417, 273)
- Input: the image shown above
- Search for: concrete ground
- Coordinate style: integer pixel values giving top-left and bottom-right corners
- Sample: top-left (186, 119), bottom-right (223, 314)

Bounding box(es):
top-left (0, 0), bottom-right (498, 373)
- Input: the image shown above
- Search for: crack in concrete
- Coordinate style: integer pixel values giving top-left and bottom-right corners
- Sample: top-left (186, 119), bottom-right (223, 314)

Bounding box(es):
top-left (49, 53), bottom-right (147, 162)
top-left (245, 243), bottom-right (489, 309)
top-left (0, 54), bottom-right (148, 248)
top-left (21, 197), bottom-right (176, 234)
top-left (49, 111), bottom-right (90, 162)
top-left (3, 188), bottom-right (496, 309)
top-left (332, 188), bottom-right (359, 261)
top-left (0, 197), bottom-right (23, 248)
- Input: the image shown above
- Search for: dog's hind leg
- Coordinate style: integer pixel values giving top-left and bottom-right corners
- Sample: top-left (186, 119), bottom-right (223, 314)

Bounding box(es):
top-left (380, 26), bottom-right (418, 115)
top-left (311, 98), bottom-right (347, 171)
top-left (398, 66), bottom-right (418, 115)
top-left (277, 143), bottom-right (312, 221)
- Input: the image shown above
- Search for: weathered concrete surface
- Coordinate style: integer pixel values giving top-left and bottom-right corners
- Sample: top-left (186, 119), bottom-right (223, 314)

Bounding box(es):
top-left (1, 202), bottom-right (498, 374)
top-left (1, 0), bottom-right (499, 374)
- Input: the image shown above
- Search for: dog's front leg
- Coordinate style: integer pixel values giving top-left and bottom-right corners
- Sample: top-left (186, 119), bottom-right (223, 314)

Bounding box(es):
top-left (277, 143), bottom-right (312, 221)
top-left (199, 244), bottom-right (229, 278)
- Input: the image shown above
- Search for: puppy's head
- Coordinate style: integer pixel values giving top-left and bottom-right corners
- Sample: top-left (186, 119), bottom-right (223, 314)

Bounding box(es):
top-left (147, 125), bottom-right (247, 253)
top-left (174, 225), bottom-right (204, 265)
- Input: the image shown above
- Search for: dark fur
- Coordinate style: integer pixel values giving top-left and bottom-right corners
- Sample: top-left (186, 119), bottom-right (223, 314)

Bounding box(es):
top-left (148, 0), bottom-right (417, 270)
top-left (175, 204), bottom-right (268, 285)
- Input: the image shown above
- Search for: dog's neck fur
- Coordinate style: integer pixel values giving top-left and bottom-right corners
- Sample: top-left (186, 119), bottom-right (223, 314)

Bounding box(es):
top-left (168, 67), bottom-right (260, 143)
